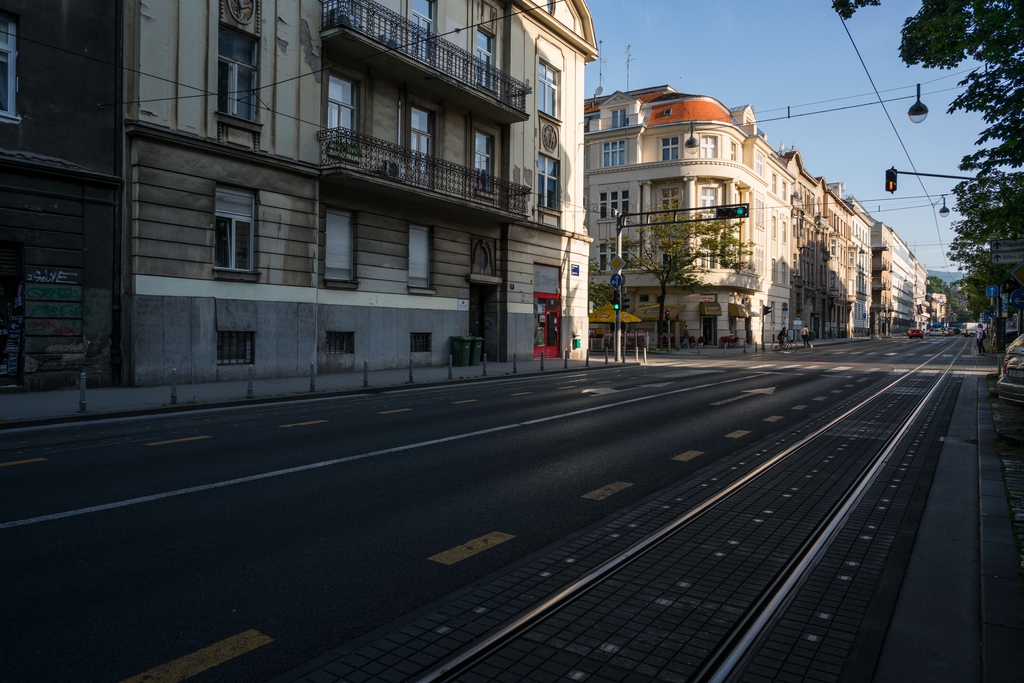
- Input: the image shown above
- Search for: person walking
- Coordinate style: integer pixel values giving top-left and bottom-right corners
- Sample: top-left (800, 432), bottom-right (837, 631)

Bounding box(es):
top-left (681, 323), bottom-right (690, 348)
top-left (977, 325), bottom-right (986, 354)
top-left (801, 325), bottom-right (811, 347)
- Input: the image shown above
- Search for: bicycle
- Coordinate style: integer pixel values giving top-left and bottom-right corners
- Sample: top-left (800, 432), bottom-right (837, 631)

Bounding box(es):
top-left (772, 339), bottom-right (796, 352)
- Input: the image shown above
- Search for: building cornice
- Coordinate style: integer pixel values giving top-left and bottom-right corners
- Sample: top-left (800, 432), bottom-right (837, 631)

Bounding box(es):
top-left (512, 0), bottom-right (598, 60)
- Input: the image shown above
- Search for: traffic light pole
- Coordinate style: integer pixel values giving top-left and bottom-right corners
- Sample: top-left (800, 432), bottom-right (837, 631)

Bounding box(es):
top-left (615, 213), bottom-right (624, 363)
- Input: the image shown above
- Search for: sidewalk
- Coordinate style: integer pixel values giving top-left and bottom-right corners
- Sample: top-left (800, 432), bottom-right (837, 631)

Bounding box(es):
top-left (0, 336), bottom-right (873, 428)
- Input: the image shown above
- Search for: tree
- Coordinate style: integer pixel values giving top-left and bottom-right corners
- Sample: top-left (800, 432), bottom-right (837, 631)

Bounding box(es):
top-left (621, 212), bottom-right (751, 345)
top-left (926, 275), bottom-right (947, 294)
top-left (588, 260), bottom-right (615, 309)
top-left (833, 0), bottom-right (1024, 173)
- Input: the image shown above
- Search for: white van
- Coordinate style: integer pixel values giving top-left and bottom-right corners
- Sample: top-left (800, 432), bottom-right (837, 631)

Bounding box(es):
top-left (963, 322), bottom-right (980, 338)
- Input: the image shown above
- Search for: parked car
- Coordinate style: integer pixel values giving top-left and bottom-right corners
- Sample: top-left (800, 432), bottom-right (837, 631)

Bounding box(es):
top-left (926, 323), bottom-right (943, 336)
top-left (997, 336), bottom-right (1024, 405)
top-left (963, 322), bottom-right (980, 338)
top-left (908, 328), bottom-right (923, 338)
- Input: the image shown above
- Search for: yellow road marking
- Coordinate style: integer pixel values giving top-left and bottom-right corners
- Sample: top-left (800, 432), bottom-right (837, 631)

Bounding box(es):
top-left (673, 451), bottom-right (704, 462)
top-left (452, 400), bottom-right (478, 405)
top-left (279, 420), bottom-right (328, 428)
top-left (146, 436), bottom-right (211, 447)
top-left (510, 392), bottom-right (532, 396)
top-left (725, 430), bottom-right (750, 439)
top-left (0, 457), bottom-right (47, 468)
top-left (378, 408), bottom-right (412, 415)
top-left (763, 416), bottom-right (783, 422)
top-left (582, 482), bottom-right (633, 500)
top-left (118, 629), bottom-right (273, 683)
top-left (429, 532), bottom-right (515, 565)
top-left (792, 405), bottom-right (808, 410)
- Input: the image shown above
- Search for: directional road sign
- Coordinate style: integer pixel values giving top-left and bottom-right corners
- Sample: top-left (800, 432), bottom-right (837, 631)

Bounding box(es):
top-left (990, 251), bottom-right (1024, 264)
top-left (609, 255), bottom-right (624, 271)
top-left (609, 273), bottom-right (622, 288)
top-left (1011, 288), bottom-right (1024, 309)
top-left (1012, 260), bottom-right (1024, 287)
top-left (987, 285), bottom-right (1000, 297)
top-left (990, 239), bottom-right (1024, 252)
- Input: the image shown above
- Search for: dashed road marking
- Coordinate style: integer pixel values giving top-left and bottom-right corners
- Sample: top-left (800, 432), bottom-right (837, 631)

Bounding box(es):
top-left (763, 416), bottom-right (783, 422)
top-left (117, 629), bottom-right (273, 683)
top-left (452, 400), bottom-right (478, 404)
top-left (792, 405), bottom-right (808, 410)
top-left (857, 378), bottom-right (870, 382)
top-left (812, 396), bottom-right (827, 401)
top-left (673, 450), bottom-right (704, 461)
top-left (510, 392), bottom-right (532, 396)
top-left (885, 352), bottom-right (898, 356)
top-left (831, 390), bottom-right (843, 394)
top-left (864, 367), bottom-right (881, 372)
top-left (0, 457), bottom-right (47, 467)
top-left (428, 532), bottom-right (515, 565)
top-left (582, 481), bottom-right (634, 500)
top-left (146, 436), bottom-right (212, 447)
top-left (826, 366), bottom-right (853, 372)
top-left (725, 430), bottom-right (751, 439)
top-left (377, 408), bottom-right (412, 415)
top-left (280, 420), bottom-right (328, 428)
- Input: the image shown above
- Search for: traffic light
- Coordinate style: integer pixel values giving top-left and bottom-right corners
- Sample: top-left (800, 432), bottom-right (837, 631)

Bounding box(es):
top-left (885, 167), bottom-right (897, 194)
top-left (622, 296), bottom-right (631, 310)
top-left (715, 205), bottom-right (749, 219)
top-left (612, 290), bottom-right (621, 310)
top-left (762, 304), bottom-right (773, 316)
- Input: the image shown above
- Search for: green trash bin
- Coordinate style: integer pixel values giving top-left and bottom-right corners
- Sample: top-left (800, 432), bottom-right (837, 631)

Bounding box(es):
top-left (449, 336), bottom-right (472, 367)
top-left (468, 337), bottom-right (484, 366)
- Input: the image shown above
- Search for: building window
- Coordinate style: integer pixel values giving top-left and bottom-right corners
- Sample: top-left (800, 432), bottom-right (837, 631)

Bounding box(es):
top-left (0, 15), bottom-right (16, 117)
top-left (700, 187), bottom-right (717, 208)
top-left (409, 225), bottom-right (431, 287)
top-left (700, 136), bottom-right (717, 159)
top-left (755, 152), bottom-right (764, 177)
top-left (831, 239), bottom-right (837, 257)
top-left (772, 174), bottom-right (778, 195)
top-left (215, 186), bottom-right (255, 271)
top-left (474, 131), bottom-right (494, 191)
top-left (412, 0), bottom-right (434, 32)
top-left (327, 75), bottom-right (356, 130)
top-left (537, 154), bottom-right (559, 209)
top-left (410, 107), bottom-right (432, 155)
top-left (662, 137), bottom-right (679, 161)
top-left (546, 0), bottom-right (555, 12)
top-left (782, 181), bottom-right (788, 200)
top-left (661, 187), bottom-right (679, 209)
top-left (602, 140), bottom-right (625, 167)
top-left (325, 210), bottom-right (354, 280)
top-left (610, 108), bottom-right (627, 128)
top-left (325, 331), bottom-right (355, 354)
top-left (600, 190), bottom-right (629, 218)
top-left (782, 220), bottom-right (787, 244)
top-left (730, 141), bottom-right (737, 161)
top-left (475, 30), bottom-right (494, 89)
top-left (218, 28), bottom-right (257, 121)
top-left (410, 332), bottom-right (432, 352)
top-left (754, 198), bottom-right (765, 230)
top-left (217, 331), bottom-right (255, 365)
top-left (771, 214), bottom-right (777, 240)
top-left (538, 63), bottom-right (558, 117)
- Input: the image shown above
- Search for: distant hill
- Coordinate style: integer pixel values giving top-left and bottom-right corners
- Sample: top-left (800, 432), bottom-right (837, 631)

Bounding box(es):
top-left (928, 270), bottom-right (962, 284)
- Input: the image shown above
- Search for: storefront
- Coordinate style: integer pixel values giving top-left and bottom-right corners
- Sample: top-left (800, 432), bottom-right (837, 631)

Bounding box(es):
top-left (728, 303), bottom-right (752, 344)
top-left (533, 264), bottom-right (560, 360)
top-left (0, 245), bottom-right (24, 386)
top-left (699, 302), bottom-right (721, 345)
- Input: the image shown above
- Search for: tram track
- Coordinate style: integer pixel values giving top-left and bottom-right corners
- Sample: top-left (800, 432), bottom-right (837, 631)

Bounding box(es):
top-left (401, 344), bottom-right (967, 683)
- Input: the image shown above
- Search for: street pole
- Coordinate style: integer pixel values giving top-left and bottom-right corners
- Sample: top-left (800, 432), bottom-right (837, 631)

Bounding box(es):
top-left (614, 213), bottom-right (624, 363)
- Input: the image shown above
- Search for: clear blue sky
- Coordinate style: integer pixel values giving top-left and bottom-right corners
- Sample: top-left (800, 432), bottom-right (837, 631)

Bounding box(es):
top-left (582, 0), bottom-right (984, 278)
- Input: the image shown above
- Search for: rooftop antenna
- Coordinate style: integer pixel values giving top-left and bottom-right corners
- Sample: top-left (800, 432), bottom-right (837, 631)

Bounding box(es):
top-left (625, 44), bottom-right (636, 91)
top-left (597, 40), bottom-right (606, 91)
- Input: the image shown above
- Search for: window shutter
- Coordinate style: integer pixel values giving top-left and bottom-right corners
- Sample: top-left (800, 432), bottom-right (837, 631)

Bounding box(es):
top-left (216, 186), bottom-right (254, 218)
top-left (408, 225), bottom-right (430, 287)
top-left (0, 247), bottom-right (19, 277)
top-left (326, 210), bottom-right (353, 280)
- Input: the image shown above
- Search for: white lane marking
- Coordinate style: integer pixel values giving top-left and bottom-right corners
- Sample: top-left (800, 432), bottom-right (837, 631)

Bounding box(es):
top-left (826, 366), bottom-right (854, 372)
top-left (849, 352), bottom-right (863, 355)
top-left (885, 352), bottom-right (898, 356)
top-left (1, 374), bottom-right (764, 529)
top-left (710, 387), bottom-right (777, 406)
top-left (864, 352), bottom-right (877, 355)
top-left (749, 364), bottom-right (774, 369)
top-left (864, 367), bottom-right (881, 372)
top-left (779, 364), bottom-right (802, 369)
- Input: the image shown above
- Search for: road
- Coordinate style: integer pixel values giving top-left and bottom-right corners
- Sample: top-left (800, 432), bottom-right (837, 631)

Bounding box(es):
top-left (0, 336), bottom-right (964, 683)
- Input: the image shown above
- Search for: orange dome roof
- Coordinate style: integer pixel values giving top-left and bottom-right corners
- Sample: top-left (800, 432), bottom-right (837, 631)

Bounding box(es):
top-left (649, 98), bottom-right (734, 125)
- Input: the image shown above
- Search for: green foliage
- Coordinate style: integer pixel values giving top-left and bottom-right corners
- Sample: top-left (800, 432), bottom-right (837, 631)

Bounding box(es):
top-left (926, 275), bottom-right (947, 293)
top-left (588, 260), bottom-right (615, 308)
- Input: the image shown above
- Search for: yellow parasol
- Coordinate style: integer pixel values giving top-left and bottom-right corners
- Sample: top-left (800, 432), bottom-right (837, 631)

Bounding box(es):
top-left (589, 304), bottom-right (642, 324)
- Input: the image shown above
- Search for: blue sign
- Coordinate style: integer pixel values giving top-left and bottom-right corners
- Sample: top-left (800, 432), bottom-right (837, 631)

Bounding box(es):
top-left (570, 264), bottom-right (580, 277)
top-left (1011, 289), bottom-right (1024, 309)
top-left (986, 285), bottom-right (999, 297)
top-left (983, 312), bottom-right (992, 322)
top-left (610, 273), bottom-right (623, 288)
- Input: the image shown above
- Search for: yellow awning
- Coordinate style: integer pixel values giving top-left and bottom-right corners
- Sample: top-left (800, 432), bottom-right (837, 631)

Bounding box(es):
top-left (699, 302), bottom-right (723, 316)
top-left (589, 304), bottom-right (642, 324)
top-left (728, 303), bottom-right (751, 317)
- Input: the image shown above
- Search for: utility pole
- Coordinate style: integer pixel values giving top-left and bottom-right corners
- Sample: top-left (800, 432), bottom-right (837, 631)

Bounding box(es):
top-left (624, 44), bottom-right (635, 91)
top-left (615, 212), bottom-right (624, 362)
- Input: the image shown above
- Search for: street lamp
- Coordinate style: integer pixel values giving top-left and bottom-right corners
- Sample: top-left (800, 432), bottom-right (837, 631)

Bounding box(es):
top-left (938, 195), bottom-right (950, 217)
top-left (685, 122), bottom-right (699, 151)
top-left (908, 83), bottom-right (928, 123)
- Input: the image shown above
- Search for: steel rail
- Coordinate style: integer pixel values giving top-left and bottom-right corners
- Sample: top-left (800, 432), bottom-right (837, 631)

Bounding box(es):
top-left (694, 345), bottom-right (965, 683)
top-left (410, 345), bottom-right (961, 683)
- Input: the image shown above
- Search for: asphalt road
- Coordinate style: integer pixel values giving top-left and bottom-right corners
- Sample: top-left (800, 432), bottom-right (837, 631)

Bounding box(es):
top-left (0, 336), bottom-right (963, 683)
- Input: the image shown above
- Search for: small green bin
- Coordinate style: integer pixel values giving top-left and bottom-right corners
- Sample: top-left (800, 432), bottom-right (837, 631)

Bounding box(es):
top-left (468, 337), bottom-right (484, 366)
top-left (449, 336), bottom-right (472, 367)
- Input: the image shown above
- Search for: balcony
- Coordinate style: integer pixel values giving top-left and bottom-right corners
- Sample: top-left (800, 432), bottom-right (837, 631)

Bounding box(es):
top-left (319, 127), bottom-right (531, 217)
top-left (871, 260), bottom-right (891, 271)
top-left (872, 278), bottom-right (891, 291)
top-left (321, 0), bottom-right (530, 123)
top-left (871, 242), bottom-right (889, 251)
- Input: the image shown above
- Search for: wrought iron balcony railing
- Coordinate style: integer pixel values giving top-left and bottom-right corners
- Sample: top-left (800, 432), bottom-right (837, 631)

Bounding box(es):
top-left (318, 127), bottom-right (531, 216)
top-left (321, 0), bottom-right (530, 115)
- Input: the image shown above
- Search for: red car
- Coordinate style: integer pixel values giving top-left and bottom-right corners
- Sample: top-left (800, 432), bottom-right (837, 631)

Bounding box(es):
top-left (908, 328), bottom-right (924, 338)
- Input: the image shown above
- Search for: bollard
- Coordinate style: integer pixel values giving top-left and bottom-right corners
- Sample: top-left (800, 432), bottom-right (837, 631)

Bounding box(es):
top-left (483, 352), bottom-right (488, 377)
top-left (363, 359), bottom-right (369, 387)
top-left (635, 345), bottom-right (639, 363)
top-left (310, 361), bottom-right (316, 392)
top-left (448, 354), bottom-right (453, 380)
top-left (586, 348), bottom-right (590, 367)
top-left (78, 372), bottom-right (87, 413)
top-left (605, 347), bottom-right (609, 365)
top-left (171, 368), bottom-right (178, 405)
top-left (697, 342), bottom-right (701, 356)
top-left (540, 351), bottom-right (545, 371)
top-left (247, 365), bottom-right (254, 398)
top-left (723, 343), bottom-right (727, 354)
top-left (643, 348), bottom-right (647, 364)
top-left (743, 342), bottom-right (747, 354)
top-left (564, 349), bottom-right (568, 369)
top-left (409, 356), bottom-right (414, 383)
top-left (513, 351), bottom-right (518, 374)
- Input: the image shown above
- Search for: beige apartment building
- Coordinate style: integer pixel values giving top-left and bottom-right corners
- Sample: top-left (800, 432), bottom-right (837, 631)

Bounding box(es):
top-left (120, 0), bottom-right (596, 385)
top-left (583, 86), bottom-right (794, 347)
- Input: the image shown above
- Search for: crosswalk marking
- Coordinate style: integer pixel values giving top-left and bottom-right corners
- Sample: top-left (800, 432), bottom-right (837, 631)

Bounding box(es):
top-left (826, 366), bottom-right (853, 372)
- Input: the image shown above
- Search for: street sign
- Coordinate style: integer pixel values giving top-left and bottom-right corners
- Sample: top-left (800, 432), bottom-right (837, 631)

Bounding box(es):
top-left (986, 285), bottom-right (1000, 297)
top-left (1011, 260), bottom-right (1024, 287)
top-left (609, 255), bottom-right (624, 271)
top-left (1011, 288), bottom-right (1024, 308)
top-left (990, 251), bottom-right (1024, 264)
top-left (990, 239), bottom-right (1024, 252)
top-left (609, 273), bottom-right (623, 288)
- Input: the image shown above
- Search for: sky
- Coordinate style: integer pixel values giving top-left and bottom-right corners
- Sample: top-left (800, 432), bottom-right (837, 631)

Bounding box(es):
top-left (581, 0), bottom-right (985, 278)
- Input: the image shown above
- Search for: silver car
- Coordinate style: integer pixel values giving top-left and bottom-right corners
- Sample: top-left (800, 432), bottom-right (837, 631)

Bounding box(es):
top-left (997, 335), bottom-right (1024, 405)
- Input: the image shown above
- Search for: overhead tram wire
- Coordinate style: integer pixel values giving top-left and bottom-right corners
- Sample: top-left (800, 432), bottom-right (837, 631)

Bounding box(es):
top-left (838, 15), bottom-right (950, 273)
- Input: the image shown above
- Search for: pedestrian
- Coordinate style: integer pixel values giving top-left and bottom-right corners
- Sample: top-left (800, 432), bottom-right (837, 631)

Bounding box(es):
top-left (801, 325), bottom-right (811, 347)
top-left (681, 324), bottom-right (690, 348)
top-left (977, 326), bottom-right (986, 354)
top-left (777, 328), bottom-right (787, 346)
